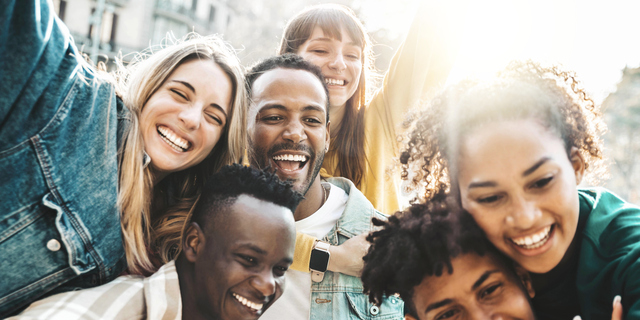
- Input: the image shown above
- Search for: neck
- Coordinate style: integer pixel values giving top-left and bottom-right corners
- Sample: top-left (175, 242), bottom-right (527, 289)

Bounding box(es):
top-left (329, 103), bottom-right (346, 137)
top-left (149, 167), bottom-right (168, 186)
top-left (176, 257), bottom-right (216, 320)
top-left (293, 176), bottom-right (325, 221)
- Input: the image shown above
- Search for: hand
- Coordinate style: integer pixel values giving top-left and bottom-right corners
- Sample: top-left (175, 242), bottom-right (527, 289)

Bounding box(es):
top-left (326, 233), bottom-right (370, 277)
top-left (572, 295), bottom-right (623, 320)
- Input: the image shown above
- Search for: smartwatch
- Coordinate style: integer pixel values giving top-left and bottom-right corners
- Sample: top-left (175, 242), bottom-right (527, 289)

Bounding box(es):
top-left (310, 240), bottom-right (331, 282)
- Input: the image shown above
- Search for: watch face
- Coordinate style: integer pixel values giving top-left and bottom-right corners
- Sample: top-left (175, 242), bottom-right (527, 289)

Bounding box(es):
top-left (309, 250), bottom-right (330, 272)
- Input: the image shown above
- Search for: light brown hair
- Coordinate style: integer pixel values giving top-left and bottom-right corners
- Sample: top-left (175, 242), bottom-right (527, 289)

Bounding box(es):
top-left (115, 34), bottom-right (247, 274)
top-left (278, 4), bottom-right (376, 187)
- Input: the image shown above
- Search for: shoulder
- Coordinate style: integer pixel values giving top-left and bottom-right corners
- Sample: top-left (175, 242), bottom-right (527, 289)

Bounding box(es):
top-left (580, 187), bottom-right (640, 257)
top-left (16, 275), bottom-right (146, 319)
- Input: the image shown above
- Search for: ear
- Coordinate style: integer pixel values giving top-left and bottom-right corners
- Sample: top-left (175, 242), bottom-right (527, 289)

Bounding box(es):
top-left (325, 120), bottom-right (331, 152)
top-left (514, 264), bottom-right (535, 299)
top-left (569, 147), bottom-right (585, 185)
top-left (182, 222), bottom-right (206, 263)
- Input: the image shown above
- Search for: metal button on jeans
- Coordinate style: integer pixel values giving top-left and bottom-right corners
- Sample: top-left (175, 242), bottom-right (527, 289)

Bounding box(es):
top-left (47, 239), bottom-right (61, 252)
top-left (370, 305), bottom-right (380, 315)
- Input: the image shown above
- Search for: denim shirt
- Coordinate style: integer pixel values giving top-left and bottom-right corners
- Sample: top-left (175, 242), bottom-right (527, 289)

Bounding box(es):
top-left (312, 177), bottom-right (404, 319)
top-left (0, 0), bottom-right (127, 315)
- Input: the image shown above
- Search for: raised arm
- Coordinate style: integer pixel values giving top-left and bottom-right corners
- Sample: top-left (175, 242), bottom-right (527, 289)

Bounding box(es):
top-left (0, 0), bottom-right (79, 144)
top-left (370, 0), bottom-right (463, 137)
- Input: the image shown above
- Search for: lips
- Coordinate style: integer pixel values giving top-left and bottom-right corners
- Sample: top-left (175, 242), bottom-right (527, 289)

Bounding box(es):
top-left (272, 154), bottom-right (309, 171)
top-left (232, 292), bottom-right (264, 315)
top-left (157, 125), bottom-right (190, 152)
top-left (325, 77), bottom-right (346, 86)
top-left (510, 225), bottom-right (553, 250)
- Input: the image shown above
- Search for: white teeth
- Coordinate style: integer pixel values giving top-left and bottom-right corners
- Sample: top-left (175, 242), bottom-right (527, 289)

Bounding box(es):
top-left (233, 293), bottom-right (263, 312)
top-left (272, 154), bottom-right (308, 162)
top-left (324, 78), bottom-right (345, 86)
top-left (511, 226), bottom-right (552, 250)
top-left (158, 126), bottom-right (190, 151)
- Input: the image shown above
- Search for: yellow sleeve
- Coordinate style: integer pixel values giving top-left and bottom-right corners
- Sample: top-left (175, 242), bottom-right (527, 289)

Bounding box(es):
top-left (290, 232), bottom-right (316, 272)
top-left (371, 0), bottom-right (462, 135)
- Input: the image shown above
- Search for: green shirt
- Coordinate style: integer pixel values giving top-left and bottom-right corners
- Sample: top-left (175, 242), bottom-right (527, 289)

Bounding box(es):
top-left (578, 188), bottom-right (640, 319)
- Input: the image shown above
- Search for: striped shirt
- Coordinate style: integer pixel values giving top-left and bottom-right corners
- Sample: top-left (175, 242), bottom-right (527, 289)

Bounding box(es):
top-left (9, 261), bottom-right (182, 320)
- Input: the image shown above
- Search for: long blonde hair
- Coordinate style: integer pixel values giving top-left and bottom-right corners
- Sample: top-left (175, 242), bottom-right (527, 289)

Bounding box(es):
top-left (116, 34), bottom-right (247, 274)
top-left (278, 4), bottom-right (376, 187)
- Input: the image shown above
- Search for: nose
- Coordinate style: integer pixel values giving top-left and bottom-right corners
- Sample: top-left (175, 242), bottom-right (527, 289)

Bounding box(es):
top-left (506, 196), bottom-right (541, 230)
top-left (328, 53), bottom-right (346, 72)
top-left (282, 119), bottom-right (306, 144)
top-left (252, 270), bottom-right (277, 297)
top-left (178, 104), bottom-right (202, 130)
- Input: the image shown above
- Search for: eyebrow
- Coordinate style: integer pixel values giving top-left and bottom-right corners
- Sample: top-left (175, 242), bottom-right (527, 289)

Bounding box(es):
top-left (425, 298), bottom-right (453, 313)
top-left (170, 80), bottom-right (227, 118)
top-left (522, 157), bottom-right (550, 177)
top-left (467, 157), bottom-right (552, 190)
top-left (472, 270), bottom-right (500, 290)
top-left (258, 104), bottom-right (327, 116)
top-left (170, 80), bottom-right (195, 93)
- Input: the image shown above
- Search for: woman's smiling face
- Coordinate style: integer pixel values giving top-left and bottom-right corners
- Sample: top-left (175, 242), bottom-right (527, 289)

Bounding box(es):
top-left (296, 26), bottom-right (362, 110)
top-left (457, 119), bottom-right (585, 274)
top-left (140, 59), bottom-right (232, 180)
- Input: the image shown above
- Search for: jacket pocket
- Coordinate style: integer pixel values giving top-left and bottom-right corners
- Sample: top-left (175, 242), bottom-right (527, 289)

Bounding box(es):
top-left (0, 193), bottom-right (80, 316)
top-left (345, 292), bottom-right (404, 320)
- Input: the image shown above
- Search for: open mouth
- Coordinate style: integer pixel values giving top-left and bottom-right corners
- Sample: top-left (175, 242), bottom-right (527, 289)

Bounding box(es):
top-left (510, 225), bottom-right (554, 250)
top-left (325, 78), bottom-right (346, 86)
top-left (232, 292), bottom-right (264, 314)
top-left (272, 154), bottom-right (309, 172)
top-left (157, 126), bottom-right (190, 152)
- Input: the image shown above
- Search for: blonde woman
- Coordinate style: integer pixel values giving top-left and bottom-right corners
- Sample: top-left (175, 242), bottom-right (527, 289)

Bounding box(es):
top-left (0, 0), bottom-right (246, 316)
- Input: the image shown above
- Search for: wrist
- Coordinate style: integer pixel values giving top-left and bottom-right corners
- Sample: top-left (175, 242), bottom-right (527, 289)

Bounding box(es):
top-left (326, 244), bottom-right (340, 272)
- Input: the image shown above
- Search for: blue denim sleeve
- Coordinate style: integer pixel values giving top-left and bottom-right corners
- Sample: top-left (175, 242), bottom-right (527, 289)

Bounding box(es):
top-left (0, 0), bottom-right (80, 150)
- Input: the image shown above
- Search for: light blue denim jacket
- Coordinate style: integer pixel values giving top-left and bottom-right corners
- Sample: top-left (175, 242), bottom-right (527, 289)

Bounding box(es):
top-left (312, 177), bottom-right (404, 319)
top-left (0, 0), bottom-right (127, 315)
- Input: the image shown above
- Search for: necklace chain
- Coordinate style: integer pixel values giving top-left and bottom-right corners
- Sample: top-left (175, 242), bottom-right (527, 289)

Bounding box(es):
top-left (321, 182), bottom-right (328, 207)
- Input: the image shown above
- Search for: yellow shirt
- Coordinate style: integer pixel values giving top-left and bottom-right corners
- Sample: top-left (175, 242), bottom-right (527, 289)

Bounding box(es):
top-left (291, 1), bottom-right (460, 272)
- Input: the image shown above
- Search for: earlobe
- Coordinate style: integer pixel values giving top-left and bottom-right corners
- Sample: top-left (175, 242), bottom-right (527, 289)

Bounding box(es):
top-left (515, 264), bottom-right (535, 298)
top-left (182, 222), bottom-right (205, 263)
top-left (325, 120), bottom-right (331, 151)
top-left (569, 147), bottom-right (586, 185)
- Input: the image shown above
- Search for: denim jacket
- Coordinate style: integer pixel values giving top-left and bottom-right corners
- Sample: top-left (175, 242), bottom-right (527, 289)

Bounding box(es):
top-left (0, 0), bottom-right (127, 315)
top-left (311, 177), bottom-right (404, 319)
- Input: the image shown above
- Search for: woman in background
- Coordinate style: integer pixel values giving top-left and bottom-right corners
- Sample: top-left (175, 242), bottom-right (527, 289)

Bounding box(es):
top-left (276, 2), bottom-right (460, 275)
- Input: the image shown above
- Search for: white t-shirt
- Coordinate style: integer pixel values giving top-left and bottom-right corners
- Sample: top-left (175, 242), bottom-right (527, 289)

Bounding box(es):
top-left (260, 183), bottom-right (348, 320)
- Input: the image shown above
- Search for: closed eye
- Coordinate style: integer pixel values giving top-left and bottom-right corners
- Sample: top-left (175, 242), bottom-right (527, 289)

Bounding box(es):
top-left (477, 194), bottom-right (502, 204)
top-left (206, 113), bottom-right (223, 125)
top-left (480, 283), bottom-right (503, 299)
top-left (436, 308), bottom-right (460, 320)
top-left (530, 176), bottom-right (553, 189)
top-left (170, 89), bottom-right (188, 100)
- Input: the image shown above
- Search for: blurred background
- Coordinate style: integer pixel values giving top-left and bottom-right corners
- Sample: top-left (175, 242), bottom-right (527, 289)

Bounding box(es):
top-left (52, 0), bottom-right (640, 204)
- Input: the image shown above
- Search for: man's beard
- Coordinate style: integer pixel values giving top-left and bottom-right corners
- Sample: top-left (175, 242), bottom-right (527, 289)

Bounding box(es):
top-left (251, 142), bottom-right (325, 196)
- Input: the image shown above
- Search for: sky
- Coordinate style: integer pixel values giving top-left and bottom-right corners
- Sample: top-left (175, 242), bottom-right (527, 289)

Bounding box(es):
top-left (361, 0), bottom-right (640, 103)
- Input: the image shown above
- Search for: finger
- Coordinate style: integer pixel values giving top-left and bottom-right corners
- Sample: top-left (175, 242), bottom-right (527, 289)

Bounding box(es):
top-left (611, 295), bottom-right (623, 320)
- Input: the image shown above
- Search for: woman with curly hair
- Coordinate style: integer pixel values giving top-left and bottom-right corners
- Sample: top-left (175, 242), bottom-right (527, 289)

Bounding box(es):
top-left (400, 61), bottom-right (638, 319)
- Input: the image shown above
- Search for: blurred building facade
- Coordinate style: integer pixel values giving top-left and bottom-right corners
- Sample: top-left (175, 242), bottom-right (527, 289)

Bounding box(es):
top-left (602, 66), bottom-right (640, 204)
top-left (52, 0), bottom-right (233, 67)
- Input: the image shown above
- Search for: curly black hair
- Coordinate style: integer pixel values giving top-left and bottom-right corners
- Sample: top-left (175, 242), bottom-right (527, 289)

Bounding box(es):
top-left (361, 192), bottom-right (506, 317)
top-left (245, 53), bottom-right (330, 122)
top-left (399, 61), bottom-right (607, 202)
top-left (191, 163), bottom-right (304, 229)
